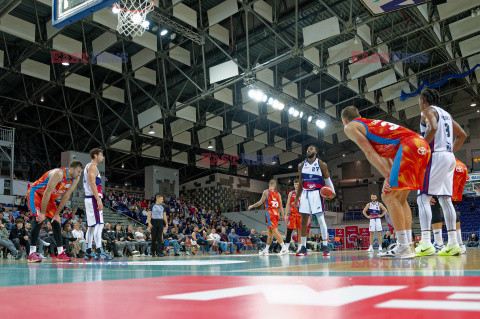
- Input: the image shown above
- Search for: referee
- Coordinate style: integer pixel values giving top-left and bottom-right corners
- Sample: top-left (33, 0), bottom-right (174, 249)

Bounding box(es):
top-left (147, 195), bottom-right (168, 257)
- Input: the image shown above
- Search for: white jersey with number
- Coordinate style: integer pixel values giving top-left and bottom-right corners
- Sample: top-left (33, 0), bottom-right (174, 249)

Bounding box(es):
top-left (420, 105), bottom-right (453, 153)
top-left (419, 106), bottom-right (455, 196)
top-left (83, 163), bottom-right (102, 198)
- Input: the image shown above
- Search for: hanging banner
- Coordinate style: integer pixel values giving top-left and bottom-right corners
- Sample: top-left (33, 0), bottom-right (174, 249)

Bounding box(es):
top-left (12, 180), bottom-right (31, 196)
top-left (345, 226), bottom-right (359, 249)
top-left (359, 0), bottom-right (428, 16)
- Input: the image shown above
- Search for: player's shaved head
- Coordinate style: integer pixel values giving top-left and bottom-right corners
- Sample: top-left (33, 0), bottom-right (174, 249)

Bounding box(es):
top-left (341, 106), bottom-right (361, 123)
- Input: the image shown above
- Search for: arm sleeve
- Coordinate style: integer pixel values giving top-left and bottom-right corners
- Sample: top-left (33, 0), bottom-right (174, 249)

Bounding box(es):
top-left (325, 177), bottom-right (335, 194)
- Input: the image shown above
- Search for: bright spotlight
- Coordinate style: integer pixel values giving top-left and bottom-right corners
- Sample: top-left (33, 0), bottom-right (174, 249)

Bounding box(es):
top-left (248, 89), bottom-right (256, 99)
top-left (268, 98), bottom-right (274, 105)
top-left (112, 6), bottom-right (121, 14)
top-left (160, 29), bottom-right (168, 36)
top-left (316, 119), bottom-right (326, 129)
top-left (289, 107), bottom-right (295, 115)
top-left (262, 94), bottom-right (268, 103)
top-left (307, 115), bottom-right (312, 122)
top-left (278, 103), bottom-right (285, 110)
top-left (131, 13), bottom-right (143, 25)
top-left (293, 110), bottom-right (299, 117)
top-left (141, 20), bottom-right (150, 29)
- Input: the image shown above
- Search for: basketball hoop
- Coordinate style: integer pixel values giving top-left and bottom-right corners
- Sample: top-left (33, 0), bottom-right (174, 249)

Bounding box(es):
top-left (113, 0), bottom-right (155, 37)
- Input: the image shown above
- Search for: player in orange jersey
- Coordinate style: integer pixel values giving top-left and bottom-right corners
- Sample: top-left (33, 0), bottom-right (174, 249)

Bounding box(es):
top-left (342, 106), bottom-right (431, 258)
top-left (26, 161), bottom-right (83, 262)
top-left (248, 180), bottom-right (289, 255)
top-left (285, 179), bottom-right (301, 252)
top-left (431, 159), bottom-right (469, 254)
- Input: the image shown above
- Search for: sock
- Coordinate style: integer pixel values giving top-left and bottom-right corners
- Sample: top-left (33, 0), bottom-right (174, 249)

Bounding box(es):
top-left (86, 227), bottom-right (94, 249)
top-left (57, 246), bottom-right (64, 254)
top-left (456, 229), bottom-right (462, 245)
top-left (447, 230), bottom-right (457, 246)
top-left (421, 230), bottom-right (431, 244)
top-left (266, 245), bottom-right (270, 251)
top-left (30, 246), bottom-right (36, 254)
top-left (433, 229), bottom-right (443, 246)
top-left (406, 230), bottom-right (412, 244)
top-left (281, 243), bottom-right (286, 249)
top-left (397, 230), bottom-right (408, 246)
top-left (322, 240), bottom-right (327, 246)
top-left (301, 236), bottom-right (307, 248)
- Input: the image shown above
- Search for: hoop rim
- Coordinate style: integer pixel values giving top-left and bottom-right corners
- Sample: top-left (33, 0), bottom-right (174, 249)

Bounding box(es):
top-left (113, 0), bottom-right (155, 13)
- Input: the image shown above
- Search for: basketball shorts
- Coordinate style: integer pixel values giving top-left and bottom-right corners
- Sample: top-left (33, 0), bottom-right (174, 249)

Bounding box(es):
top-left (85, 196), bottom-right (104, 227)
top-left (27, 189), bottom-right (57, 219)
top-left (419, 151), bottom-right (455, 196)
top-left (389, 136), bottom-right (431, 191)
top-left (452, 169), bottom-right (468, 202)
top-left (369, 218), bottom-right (382, 232)
top-left (287, 212), bottom-right (301, 230)
top-left (299, 190), bottom-right (324, 215)
top-left (265, 209), bottom-right (280, 229)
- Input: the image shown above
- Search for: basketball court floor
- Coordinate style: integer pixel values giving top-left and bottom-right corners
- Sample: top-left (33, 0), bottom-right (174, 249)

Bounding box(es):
top-left (2, 250), bottom-right (480, 318)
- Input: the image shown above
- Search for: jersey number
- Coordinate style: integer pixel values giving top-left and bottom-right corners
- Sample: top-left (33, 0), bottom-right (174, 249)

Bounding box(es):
top-left (373, 120), bottom-right (399, 130)
top-left (444, 123), bottom-right (451, 138)
top-left (312, 167), bottom-right (320, 172)
top-left (270, 201), bottom-right (279, 208)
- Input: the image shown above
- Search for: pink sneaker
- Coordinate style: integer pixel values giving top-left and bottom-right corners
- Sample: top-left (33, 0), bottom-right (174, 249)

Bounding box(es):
top-left (28, 252), bottom-right (42, 263)
top-left (54, 251), bottom-right (71, 262)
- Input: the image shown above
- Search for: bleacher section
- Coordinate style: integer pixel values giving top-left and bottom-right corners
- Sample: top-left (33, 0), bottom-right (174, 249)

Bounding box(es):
top-left (458, 197), bottom-right (480, 240)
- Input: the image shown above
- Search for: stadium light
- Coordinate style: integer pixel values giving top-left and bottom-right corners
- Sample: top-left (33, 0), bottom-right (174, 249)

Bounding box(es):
top-left (316, 119), bottom-right (326, 129)
top-left (293, 110), bottom-right (300, 117)
top-left (288, 107), bottom-right (295, 115)
top-left (299, 111), bottom-right (304, 118)
top-left (208, 141), bottom-right (214, 149)
top-left (160, 29), bottom-right (168, 36)
top-left (307, 115), bottom-right (313, 122)
top-left (112, 6), bottom-right (120, 14)
top-left (148, 125), bottom-right (155, 134)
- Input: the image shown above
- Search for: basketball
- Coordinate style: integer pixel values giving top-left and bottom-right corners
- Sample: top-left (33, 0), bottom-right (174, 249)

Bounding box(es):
top-left (320, 186), bottom-right (334, 198)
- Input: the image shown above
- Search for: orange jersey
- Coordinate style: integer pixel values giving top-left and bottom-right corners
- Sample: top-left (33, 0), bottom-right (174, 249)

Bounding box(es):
top-left (452, 159), bottom-right (468, 202)
top-left (29, 168), bottom-right (74, 200)
top-left (265, 189), bottom-right (280, 211)
top-left (289, 191), bottom-right (299, 215)
top-left (353, 118), bottom-right (423, 158)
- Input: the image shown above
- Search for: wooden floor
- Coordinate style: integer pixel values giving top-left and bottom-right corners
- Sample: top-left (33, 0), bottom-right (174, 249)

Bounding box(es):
top-left (1, 249), bottom-right (480, 318)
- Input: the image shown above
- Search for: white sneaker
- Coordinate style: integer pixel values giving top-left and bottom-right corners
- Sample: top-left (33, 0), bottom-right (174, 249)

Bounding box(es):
top-left (259, 249), bottom-right (269, 256)
top-left (141, 254), bottom-right (146, 257)
top-left (366, 246), bottom-right (374, 253)
top-left (381, 244), bottom-right (416, 259)
top-left (461, 244), bottom-right (467, 254)
top-left (279, 246), bottom-right (289, 255)
top-left (38, 254), bottom-right (47, 259)
top-left (41, 239), bottom-right (50, 247)
top-left (132, 251), bottom-right (140, 256)
top-left (378, 247), bottom-right (383, 252)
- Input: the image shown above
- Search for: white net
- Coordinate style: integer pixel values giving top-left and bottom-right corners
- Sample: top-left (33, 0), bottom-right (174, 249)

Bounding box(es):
top-left (114, 0), bottom-right (155, 37)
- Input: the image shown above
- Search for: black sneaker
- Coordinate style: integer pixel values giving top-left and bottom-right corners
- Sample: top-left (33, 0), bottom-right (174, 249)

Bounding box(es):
top-left (296, 245), bottom-right (307, 256)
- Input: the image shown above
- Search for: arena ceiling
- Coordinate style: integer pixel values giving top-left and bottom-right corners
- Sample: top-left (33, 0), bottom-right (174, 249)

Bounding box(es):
top-left (0, 0), bottom-right (479, 186)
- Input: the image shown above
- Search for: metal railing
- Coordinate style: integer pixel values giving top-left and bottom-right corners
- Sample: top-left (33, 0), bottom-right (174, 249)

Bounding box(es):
top-left (0, 126), bottom-right (13, 144)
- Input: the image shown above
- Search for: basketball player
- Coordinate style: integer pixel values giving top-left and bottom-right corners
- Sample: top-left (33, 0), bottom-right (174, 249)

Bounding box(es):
top-left (415, 89), bottom-right (467, 257)
top-left (27, 161), bottom-right (84, 262)
top-left (285, 179), bottom-right (301, 252)
top-left (430, 159), bottom-right (469, 254)
top-left (362, 194), bottom-right (387, 253)
top-left (341, 106), bottom-right (431, 258)
top-left (84, 148), bottom-right (112, 261)
top-left (248, 180), bottom-right (289, 256)
top-left (293, 145), bottom-right (335, 257)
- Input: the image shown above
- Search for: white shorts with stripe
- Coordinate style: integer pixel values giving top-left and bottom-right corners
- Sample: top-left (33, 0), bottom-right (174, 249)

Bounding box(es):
top-left (85, 196), bottom-right (104, 227)
top-left (299, 189), bottom-right (325, 215)
top-left (369, 218), bottom-right (382, 232)
top-left (420, 152), bottom-right (455, 196)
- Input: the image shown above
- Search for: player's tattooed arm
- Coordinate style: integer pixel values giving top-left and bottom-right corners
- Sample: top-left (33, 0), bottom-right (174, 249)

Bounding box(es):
top-left (248, 190), bottom-right (267, 210)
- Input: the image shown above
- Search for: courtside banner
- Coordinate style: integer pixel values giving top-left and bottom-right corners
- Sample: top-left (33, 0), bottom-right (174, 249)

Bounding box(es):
top-left (359, 0), bottom-right (429, 16)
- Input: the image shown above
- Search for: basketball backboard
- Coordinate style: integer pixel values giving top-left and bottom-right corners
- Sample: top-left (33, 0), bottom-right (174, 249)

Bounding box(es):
top-left (52, 0), bottom-right (118, 28)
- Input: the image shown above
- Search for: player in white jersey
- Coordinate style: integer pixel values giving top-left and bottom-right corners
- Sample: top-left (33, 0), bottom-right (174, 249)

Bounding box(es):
top-left (293, 145), bottom-right (335, 256)
top-left (362, 194), bottom-right (387, 253)
top-left (415, 89), bottom-right (467, 257)
top-left (83, 148), bottom-right (112, 261)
